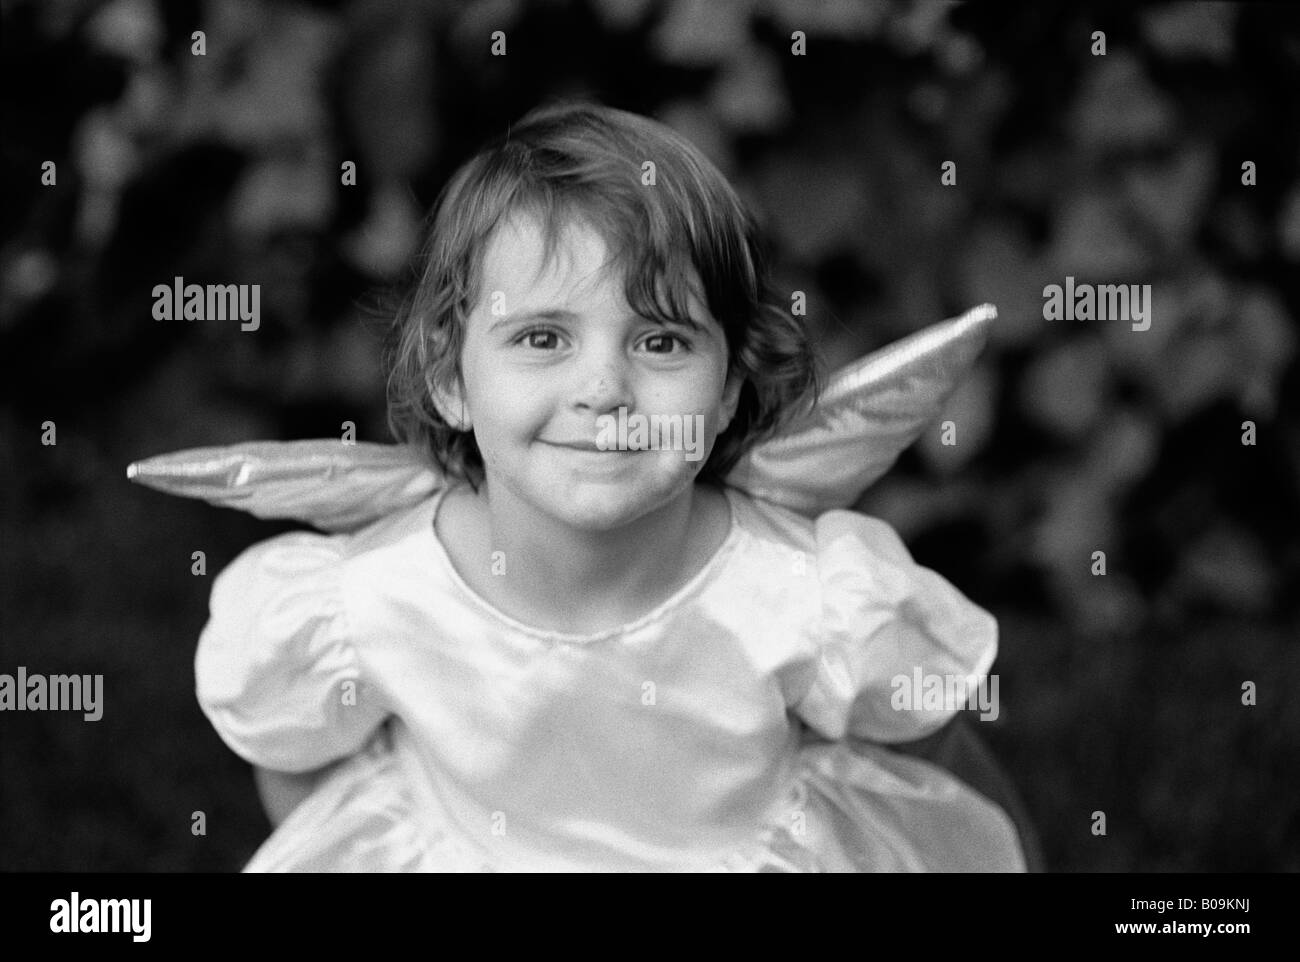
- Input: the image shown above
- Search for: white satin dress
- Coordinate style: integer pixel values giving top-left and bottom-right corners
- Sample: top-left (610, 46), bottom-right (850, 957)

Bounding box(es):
top-left (195, 483), bottom-right (1026, 872)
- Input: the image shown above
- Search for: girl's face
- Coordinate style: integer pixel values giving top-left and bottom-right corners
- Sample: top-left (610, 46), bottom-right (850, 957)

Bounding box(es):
top-left (438, 212), bottom-right (741, 532)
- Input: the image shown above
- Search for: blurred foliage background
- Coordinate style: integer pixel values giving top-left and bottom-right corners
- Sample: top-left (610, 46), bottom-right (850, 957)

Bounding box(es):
top-left (2, 0), bottom-right (1298, 871)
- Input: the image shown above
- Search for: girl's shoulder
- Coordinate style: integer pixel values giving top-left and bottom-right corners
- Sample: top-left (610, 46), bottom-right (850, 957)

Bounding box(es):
top-left (723, 485), bottom-right (816, 547)
top-left (710, 488), bottom-right (822, 630)
top-left (342, 492), bottom-right (444, 560)
top-left (724, 485), bottom-right (947, 581)
top-left (721, 486), bottom-right (989, 631)
top-left (722, 487), bottom-right (1000, 745)
top-left (205, 494), bottom-right (448, 625)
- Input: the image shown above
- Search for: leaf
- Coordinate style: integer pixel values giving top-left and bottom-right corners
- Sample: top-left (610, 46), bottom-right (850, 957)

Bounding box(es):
top-left (763, 0), bottom-right (888, 37)
top-left (1083, 407), bottom-right (1159, 489)
top-left (1018, 338), bottom-right (1111, 441)
top-left (1049, 191), bottom-right (1151, 277)
top-left (707, 44), bottom-right (790, 133)
top-left (652, 0), bottom-right (752, 67)
top-left (1141, 2), bottom-right (1238, 63)
top-left (751, 152), bottom-right (867, 261)
top-left (1165, 333), bottom-right (1240, 420)
top-left (343, 20), bottom-right (438, 182)
top-left (1121, 143), bottom-right (1217, 250)
top-left (85, 0), bottom-right (163, 63)
top-left (1232, 288), bottom-right (1298, 417)
top-left (1068, 53), bottom-right (1177, 153)
top-left (959, 220), bottom-right (1047, 349)
top-left (228, 157), bottom-right (335, 236)
top-left (171, 5), bottom-right (340, 151)
top-left (1172, 523), bottom-right (1274, 613)
top-left (1029, 471), bottom-right (1114, 580)
top-left (340, 180), bottom-right (423, 278)
top-left (592, 0), bottom-right (656, 31)
top-left (1279, 185), bottom-right (1300, 261)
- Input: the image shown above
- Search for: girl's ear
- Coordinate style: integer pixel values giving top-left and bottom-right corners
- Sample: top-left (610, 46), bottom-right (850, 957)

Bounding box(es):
top-left (427, 372), bottom-right (473, 431)
top-left (718, 370), bottom-right (743, 433)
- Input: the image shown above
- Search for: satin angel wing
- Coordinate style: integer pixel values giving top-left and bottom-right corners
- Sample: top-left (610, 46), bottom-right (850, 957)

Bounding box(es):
top-left (126, 438), bottom-right (439, 533)
top-left (126, 304), bottom-right (995, 528)
top-left (724, 303), bottom-right (996, 516)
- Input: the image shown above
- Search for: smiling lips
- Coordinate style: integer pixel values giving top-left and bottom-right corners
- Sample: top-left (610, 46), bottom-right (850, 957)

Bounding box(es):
top-left (541, 440), bottom-right (638, 453)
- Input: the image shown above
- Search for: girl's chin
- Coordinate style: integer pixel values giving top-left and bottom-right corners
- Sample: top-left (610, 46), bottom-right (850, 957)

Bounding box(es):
top-left (540, 478), bottom-right (694, 531)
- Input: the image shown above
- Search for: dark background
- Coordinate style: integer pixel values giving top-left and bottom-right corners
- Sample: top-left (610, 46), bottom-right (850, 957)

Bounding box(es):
top-left (2, 0), bottom-right (1297, 871)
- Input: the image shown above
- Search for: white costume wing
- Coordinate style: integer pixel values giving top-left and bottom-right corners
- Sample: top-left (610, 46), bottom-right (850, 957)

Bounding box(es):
top-left (127, 304), bottom-right (995, 529)
top-left (725, 303), bottom-right (996, 515)
top-left (127, 438), bottom-right (441, 533)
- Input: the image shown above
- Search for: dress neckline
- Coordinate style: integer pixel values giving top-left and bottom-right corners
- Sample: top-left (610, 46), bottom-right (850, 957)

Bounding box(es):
top-left (422, 483), bottom-right (742, 645)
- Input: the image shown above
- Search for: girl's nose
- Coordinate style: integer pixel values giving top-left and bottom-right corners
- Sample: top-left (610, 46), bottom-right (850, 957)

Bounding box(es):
top-left (573, 356), bottom-right (633, 413)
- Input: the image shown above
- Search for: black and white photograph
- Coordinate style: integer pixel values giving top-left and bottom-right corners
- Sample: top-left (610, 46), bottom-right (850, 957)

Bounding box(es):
top-left (1, 0), bottom-right (1296, 930)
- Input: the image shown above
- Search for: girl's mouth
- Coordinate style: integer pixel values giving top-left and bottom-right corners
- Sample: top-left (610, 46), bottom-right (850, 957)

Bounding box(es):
top-left (541, 439), bottom-right (605, 451)
top-left (540, 439), bottom-right (643, 455)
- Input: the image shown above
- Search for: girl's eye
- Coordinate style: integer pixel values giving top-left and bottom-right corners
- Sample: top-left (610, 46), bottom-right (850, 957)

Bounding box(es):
top-left (518, 329), bottom-right (560, 350)
top-left (641, 333), bottom-right (688, 354)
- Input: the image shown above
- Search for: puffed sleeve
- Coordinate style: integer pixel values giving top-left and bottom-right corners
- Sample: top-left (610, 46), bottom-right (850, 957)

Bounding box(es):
top-left (793, 511), bottom-right (998, 744)
top-left (195, 532), bottom-right (388, 773)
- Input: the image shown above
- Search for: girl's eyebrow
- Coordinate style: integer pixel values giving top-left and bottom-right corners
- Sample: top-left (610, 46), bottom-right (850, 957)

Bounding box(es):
top-left (489, 307), bottom-right (709, 333)
top-left (490, 308), bottom-right (578, 331)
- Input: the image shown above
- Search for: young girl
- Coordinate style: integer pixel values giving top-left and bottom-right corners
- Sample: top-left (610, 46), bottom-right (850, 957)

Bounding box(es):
top-left (149, 102), bottom-right (1027, 871)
